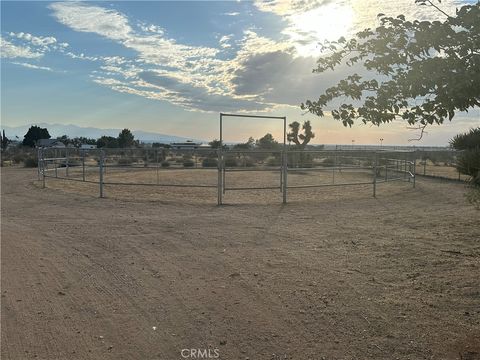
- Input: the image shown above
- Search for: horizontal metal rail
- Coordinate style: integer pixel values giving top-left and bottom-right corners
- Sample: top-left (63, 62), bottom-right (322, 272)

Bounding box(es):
top-left (288, 166), bottom-right (372, 171)
top-left (220, 113), bottom-right (285, 120)
top-left (224, 185), bottom-right (281, 191)
top-left (288, 181), bottom-right (374, 189)
top-left (103, 181), bottom-right (216, 188)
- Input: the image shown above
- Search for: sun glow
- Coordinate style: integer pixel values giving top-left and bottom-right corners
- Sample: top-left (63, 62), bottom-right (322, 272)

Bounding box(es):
top-left (286, 3), bottom-right (354, 57)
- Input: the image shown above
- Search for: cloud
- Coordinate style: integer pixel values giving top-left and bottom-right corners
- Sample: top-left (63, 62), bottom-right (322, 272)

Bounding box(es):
top-left (224, 12), bottom-right (241, 16)
top-left (10, 32), bottom-right (57, 47)
top-left (11, 62), bottom-right (54, 72)
top-left (49, 2), bottom-right (132, 40)
top-left (0, 37), bottom-right (43, 59)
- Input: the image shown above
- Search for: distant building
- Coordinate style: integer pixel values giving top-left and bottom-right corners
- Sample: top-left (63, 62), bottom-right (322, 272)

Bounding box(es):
top-left (36, 139), bottom-right (65, 148)
top-left (170, 141), bottom-right (201, 150)
top-left (80, 144), bottom-right (97, 150)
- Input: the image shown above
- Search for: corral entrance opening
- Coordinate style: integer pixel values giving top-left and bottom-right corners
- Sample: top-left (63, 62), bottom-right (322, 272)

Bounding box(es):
top-left (218, 113), bottom-right (288, 205)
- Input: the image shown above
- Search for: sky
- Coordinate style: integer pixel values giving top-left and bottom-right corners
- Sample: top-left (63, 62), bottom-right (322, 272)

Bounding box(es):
top-left (1, 0), bottom-right (478, 145)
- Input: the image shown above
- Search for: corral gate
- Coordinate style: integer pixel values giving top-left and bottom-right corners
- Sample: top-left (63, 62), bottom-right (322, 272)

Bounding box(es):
top-left (218, 113), bottom-right (287, 205)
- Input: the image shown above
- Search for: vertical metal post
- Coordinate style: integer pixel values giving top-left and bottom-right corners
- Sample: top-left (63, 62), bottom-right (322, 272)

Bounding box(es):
top-left (55, 159), bottom-right (58, 178)
top-left (156, 148), bottom-right (159, 185)
top-left (37, 148), bottom-right (41, 180)
top-left (282, 116), bottom-right (287, 204)
top-left (404, 157), bottom-right (407, 181)
top-left (385, 159), bottom-right (388, 181)
top-left (279, 150), bottom-right (283, 192)
top-left (218, 114), bottom-right (223, 205)
top-left (41, 149), bottom-right (46, 189)
top-left (99, 150), bottom-right (104, 198)
top-left (65, 148), bottom-right (69, 177)
top-left (333, 151), bottom-right (336, 184)
top-left (373, 152), bottom-right (377, 198)
top-left (82, 151), bottom-right (86, 181)
top-left (413, 154), bottom-right (416, 188)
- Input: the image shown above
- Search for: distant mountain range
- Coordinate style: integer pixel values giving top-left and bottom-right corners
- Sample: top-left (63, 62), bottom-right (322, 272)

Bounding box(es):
top-left (2, 123), bottom-right (205, 144)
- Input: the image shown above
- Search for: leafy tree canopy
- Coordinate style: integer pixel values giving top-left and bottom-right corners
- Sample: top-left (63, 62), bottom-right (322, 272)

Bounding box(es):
top-left (301, 1), bottom-right (480, 134)
top-left (97, 136), bottom-right (118, 148)
top-left (256, 133), bottom-right (280, 150)
top-left (22, 125), bottom-right (50, 147)
top-left (287, 121), bottom-right (315, 149)
top-left (117, 128), bottom-right (135, 148)
top-left (450, 127), bottom-right (480, 150)
top-left (233, 136), bottom-right (255, 150)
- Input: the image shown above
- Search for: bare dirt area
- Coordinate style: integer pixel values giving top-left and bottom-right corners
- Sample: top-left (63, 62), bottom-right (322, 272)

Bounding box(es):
top-left (1, 167), bottom-right (479, 360)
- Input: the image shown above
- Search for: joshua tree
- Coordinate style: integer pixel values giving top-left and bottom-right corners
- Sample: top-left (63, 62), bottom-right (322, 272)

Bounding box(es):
top-left (287, 121), bottom-right (315, 149)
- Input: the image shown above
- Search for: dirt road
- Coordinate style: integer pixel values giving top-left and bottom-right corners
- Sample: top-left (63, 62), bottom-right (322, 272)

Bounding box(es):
top-left (1, 167), bottom-right (479, 360)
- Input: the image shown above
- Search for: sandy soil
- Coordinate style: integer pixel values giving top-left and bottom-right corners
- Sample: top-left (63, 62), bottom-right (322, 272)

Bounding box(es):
top-left (1, 167), bottom-right (479, 360)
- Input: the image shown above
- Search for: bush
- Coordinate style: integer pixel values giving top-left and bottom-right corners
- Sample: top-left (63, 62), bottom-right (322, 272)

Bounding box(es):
top-left (457, 148), bottom-right (480, 186)
top-left (117, 157), bottom-right (133, 166)
top-left (13, 154), bottom-right (25, 164)
top-left (24, 157), bottom-right (38, 168)
top-left (266, 156), bottom-right (281, 166)
top-left (161, 161), bottom-right (170, 168)
top-left (322, 157), bottom-right (335, 166)
top-left (202, 157), bottom-right (218, 167)
top-left (243, 157), bottom-right (255, 167)
top-left (183, 159), bottom-right (195, 167)
top-left (225, 157), bottom-right (238, 167)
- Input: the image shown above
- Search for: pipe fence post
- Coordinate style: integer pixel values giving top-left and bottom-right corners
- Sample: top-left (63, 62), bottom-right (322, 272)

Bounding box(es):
top-left (41, 149), bottom-right (46, 189)
top-left (82, 151), bottom-right (86, 181)
top-left (373, 152), bottom-right (377, 198)
top-left (37, 148), bottom-right (41, 180)
top-left (282, 149), bottom-right (288, 204)
top-left (65, 148), bottom-right (69, 177)
top-left (99, 150), bottom-right (104, 198)
top-left (156, 148), bottom-right (159, 185)
top-left (217, 149), bottom-right (223, 205)
top-left (413, 153), bottom-right (416, 188)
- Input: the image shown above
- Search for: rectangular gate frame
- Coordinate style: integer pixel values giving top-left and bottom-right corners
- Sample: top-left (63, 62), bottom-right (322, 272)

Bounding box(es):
top-left (219, 113), bottom-right (287, 205)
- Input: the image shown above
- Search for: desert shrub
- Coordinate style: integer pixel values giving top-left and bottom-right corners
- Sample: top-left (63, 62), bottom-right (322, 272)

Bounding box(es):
top-left (266, 156), bottom-right (281, 166)
top-left (202, 157), bottom-right (218, 167)
top-left (321, 157), bottom-right (334, 166)
top-left (224, 157), bottom-right (238, 167)
top-left (242, 157), bottom-right (255, 167)
top-left (24, 157), bottom-right (38, 168)
top-left (183, 159), bottom-right (195, 167)
top-left (13, 154), bottom-right (25, 164)
top-left (161, 161), bottom-right (170, 168)
top-left (117, 157), bottom-right (133, 166)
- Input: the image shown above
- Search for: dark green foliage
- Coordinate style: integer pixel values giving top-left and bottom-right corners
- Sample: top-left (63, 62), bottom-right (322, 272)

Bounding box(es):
top-left (450, 127), bottom-right (480, 185)
top-left (118, 129), bottom-right (135, 148)
top-left (256, 133), bottom-right (280, 150)
top-left (183, 159), bottom-right (195, 167)
top-left (450, 127), bottom-right (480, 150)
top-left (233, 137), bottom-right (255, 150)
top-left (97, 136), bottom-right (118, 148)
top-left (266, 156), bottom-right (281, 166)
top-left (24, 157), bottom-right (38, 168)
top-left (456, 148), bottom-right (480, 185)
top-left (117, 157), bottom-right (133, 166)
top-left (208, 139), bottom-right (222, 149)
top-left (161, 161), bottom-right (170, 167)
top-left (302, 2), bottom-right (480, 129)
top-left (202, 157), bottom-right (218, 167)
top-left (23, 126), bottom-right (50, 147)
top-left (224, 157), bottom-right (238, 167)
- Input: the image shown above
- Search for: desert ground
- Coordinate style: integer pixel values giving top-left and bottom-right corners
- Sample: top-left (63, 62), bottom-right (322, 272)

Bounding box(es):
top-left (1, 167), bottom-right (479, 360)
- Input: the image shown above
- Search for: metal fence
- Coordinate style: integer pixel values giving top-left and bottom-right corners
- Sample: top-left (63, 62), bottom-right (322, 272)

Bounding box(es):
top-left (38, 147), bottom-right (418, 204)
